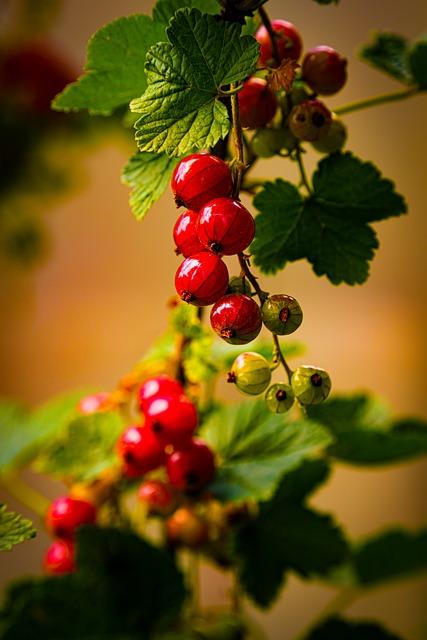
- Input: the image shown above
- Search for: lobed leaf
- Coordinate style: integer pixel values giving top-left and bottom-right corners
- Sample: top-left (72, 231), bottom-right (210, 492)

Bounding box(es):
top-left (53, 15), bottom-right (165, 114)
top-left (0, 504), bottom-right (36, 552)
top-left (408, 35), bottom-right (427, 88)
top-left (306, 617), bottom-right (403, 639)
top-left (359, 32), bottom-right (412, 83)
top-left (131, 9), bottom-right (259, 156)
top-left (153, 0), bottom-right (220, 24)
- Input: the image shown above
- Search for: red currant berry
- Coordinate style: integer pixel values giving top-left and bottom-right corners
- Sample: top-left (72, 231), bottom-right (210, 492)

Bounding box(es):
top-left (43, 539), bottom-right (75, 575)
top-left (45, 496), bottom-right (96, 539)
top-left (238, 78), bottom-right (277, 130)
top-left (171, 153), bottom-right (233, 211)
top-left (167, 507), bottom-right (209, 548)
top-left (210, 294), bottom-right (262, 345)
top-left (78, 392), bottom-right (111, 415)
top-left (173, 210), bottom-right (206, 257)
top-left (138, 480), bottom-right (175, 516)
top-left (138, 375), bottom-right (184, 412)
top-left (166, 438), bottom-right (215, 493)
top-left (117, 425), bottom-right (166, 478)
top-left (288, 99), bottom-right (332, 142)
top-left (197, 197), bottom-right (255, 256)
top-left (175, 252), bottom-right (229, 306)
top-left (302, 46), bottom-right (347, 96)
top-left (256, 19), bottom-right (302, 67)
top-left (145, 394), bottom-right (198, 447)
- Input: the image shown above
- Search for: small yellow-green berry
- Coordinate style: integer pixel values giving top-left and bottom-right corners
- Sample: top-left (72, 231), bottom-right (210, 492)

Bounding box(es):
top-left (265, 383), bottom-right (295, 413)
top-left (261, 294), bottom-right (303, 335)
top-left (311, 118), bottom-right (347, 154)
top-left (228, 275), bottom-right (252, 296)
top-left (228, 352), bottom-right (272, 396)
top-left (291, 366), bottom-right (331, 405)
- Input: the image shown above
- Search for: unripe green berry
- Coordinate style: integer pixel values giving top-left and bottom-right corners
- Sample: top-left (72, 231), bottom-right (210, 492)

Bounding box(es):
top-left (311, 118), bottom-right (347, 154)
top-left (251, 128), bottom-right (295, 157)
top-left (228, 275), bottom-right (252, 296)
top-left (261, 294), bottom-right (303, 335)
top-left (228, 352), bottom-right (271, 396)
top-left (265, 383), bottom-right (295, 413)
top-left (291, 366), bottom-right (331, 405)
top-left (289, 85), bottom-right (311, 107)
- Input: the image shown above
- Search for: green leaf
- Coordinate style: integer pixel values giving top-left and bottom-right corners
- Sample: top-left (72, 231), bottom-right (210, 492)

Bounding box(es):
top-left (359, 32), bottom-right (412, 83)
top-left (53, 15), bottom-right (165, 114)
top-left (122, 152), bottom-right (179, 221)
top-left (408, 35), bottom-right (427, 88)
top-left (306, 617), bottom-right (403, 640)
top-left (0, 504), bottom-right (36, 551)
top-left (233, 462), bottom-right (348, 607)
top-left (200, 400), bottom-right (333, 502)
top-left (307, 393), bottom-right (427, 465)
top-left (153, 0), bottom-right (220, 24)
top-left (131, 9), bottom-right (259, 156)
top-left (251, 180), bottom-right (304, 274)
top-left (34, 411), bottom-right (124, 481)
top-left (252, 153), bottom-right (407, 285)
top-left (0, 391), bottom-right (86, 472)
top-left (0, 526), bottom-right (186, 639)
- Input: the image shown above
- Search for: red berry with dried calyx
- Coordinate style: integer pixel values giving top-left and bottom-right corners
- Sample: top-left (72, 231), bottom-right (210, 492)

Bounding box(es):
top-left (45, 496), bottom-right (96, 539)
top-left (256, 19), bottom-right (302, 67)
top-left (138, 375), bottom-right (184, 412)
top-left (238, 78), bottom-right (277, 130)
top-left (145, 394), bottom-right (198, 447)
top-left (288, 99), bottom-right (332, 142)
top-left (210, 294), bottom-right (262, 345)
top-left (117, 424), bottom-right (166, 478)
top-left (167, 438), bottom-right (216, 493)
top-left (167, 507), bottom-right (209, 548)
top-left (261, 294), bottom-right (303, 335)
top-left (197, 198), bottom-right (255, 256)
top-left (171, 153), bottom-right (233, 211)
top-left (138, 479), bottom-right (175, 516)
top-left (173, 210), bottom-right (206, 257)
top-left (43, 539), bottom-right (75, 575)
top-left (175, 252), bottom-right (229, 306)
top-left (302, 46), bottom-right (347, 95)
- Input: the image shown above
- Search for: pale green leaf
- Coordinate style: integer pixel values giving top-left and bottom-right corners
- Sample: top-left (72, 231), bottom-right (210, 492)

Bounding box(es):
top-left (0, 504), bottom-right (36, 551)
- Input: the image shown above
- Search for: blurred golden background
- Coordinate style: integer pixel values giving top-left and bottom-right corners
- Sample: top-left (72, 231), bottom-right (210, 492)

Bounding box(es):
top-left (1, 0), bottom-right (427, 638)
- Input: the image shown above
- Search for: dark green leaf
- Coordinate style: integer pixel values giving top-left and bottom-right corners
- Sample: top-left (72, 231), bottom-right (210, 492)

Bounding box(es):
top-left (251, 180), bottom-right (304, 273)
top-left (0, 391), bottom-right (85, 472)
top-left (153, 0), bottom-right (220, 24)
top-left (308, 393), bottom-right (427, 465)
top-left (200, 400), bottom-right (332, 502)
top-left (131, 9), bottom-right (259, 156)
top-left (0, 504), bottom-right (36, 551)
top-left (252, 153), bottom-right (407, 285)
top-left (122, 152), bottom-right (179, 221)
top-left (53, 15), bottom-right (165, 114)
top-left (359, 32), bottom-right (412, 83)
top-left (34, 411), bottom-right (124, 481)
top-left (0, 527), bottom-right (186, 639)
top-left (234, 463), bottom-right (348, 607)
top-left (408, 35), bottom-right (427, 88)
top-left (306, 617), bottom-right (403, 640)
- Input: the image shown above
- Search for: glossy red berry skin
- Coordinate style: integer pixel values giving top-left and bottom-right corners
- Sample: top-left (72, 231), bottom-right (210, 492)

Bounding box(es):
top-left (256, 19), bottom-right (303, 67)
top-left (43, 539), bottom-right (75, 575)
top-left (145, 395), bottom-right (198, 447)
top-left (302, 46), bottom-right (347, 96)
top-left (138, 480), bottom-right (175, 516)
top-left (173, 210), bottom-right (206, 257)
top-left (117, 425), bottom-right (166, 478)
top-left (238, 78), bottom-right (277, 130)
top-left (166, 438), bottom-right (216, 493)
top-left (171, 154), bottom-right (233, 211)
top-left (197, 197), bottom-right (255, 256)
top-left (175, 252), bottom-right (229, 306)
top-left (138, 375), bottom-right (184, 412)
top-left (45, 496), bottom-right (96, 539)
top-left (210, 294), bottom-right (262, 345)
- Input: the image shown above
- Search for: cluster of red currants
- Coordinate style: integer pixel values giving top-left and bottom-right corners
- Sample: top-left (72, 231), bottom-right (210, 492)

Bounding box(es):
top-left (238, 18), bottom-right (347, 153)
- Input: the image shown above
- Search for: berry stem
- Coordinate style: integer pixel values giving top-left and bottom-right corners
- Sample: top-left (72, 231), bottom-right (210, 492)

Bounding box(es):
top-left (237, 253), bottom-right (266, 302)
top-left (272, 334), bottom-right (293, 383)
top-left (294, 145), bottom-right (313, 195)
top-left (230, 83), bottom-right (246, 197)
top-left (334, 86), bottom-right (419, 116)
top-left (258, 6), bottom-right (281, 67)
top-left (0, 472), bottom-right (50, 517)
